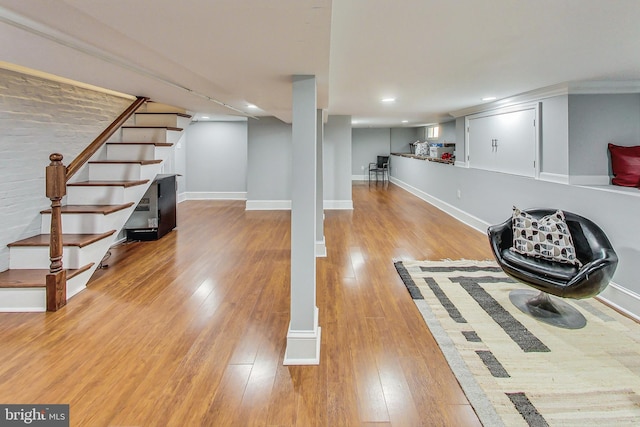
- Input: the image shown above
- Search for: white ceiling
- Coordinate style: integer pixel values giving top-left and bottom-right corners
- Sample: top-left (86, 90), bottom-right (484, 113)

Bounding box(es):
top-left (1, 0), bottom-right (640, 127)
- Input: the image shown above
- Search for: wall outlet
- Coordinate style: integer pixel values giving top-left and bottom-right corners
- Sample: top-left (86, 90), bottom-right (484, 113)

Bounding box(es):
top-left (361, 165), bottom-right (365, 170)
top-left (457, 189), bottom-right (461, 199)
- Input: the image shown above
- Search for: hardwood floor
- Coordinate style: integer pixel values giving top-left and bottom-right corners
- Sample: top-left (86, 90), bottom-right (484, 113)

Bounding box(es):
top-left (0, 182), bottom-right (494, 426)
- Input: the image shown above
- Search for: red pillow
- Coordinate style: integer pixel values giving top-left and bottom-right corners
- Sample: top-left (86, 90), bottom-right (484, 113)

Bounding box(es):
top-left (609, 143), bottom-right (640, 187)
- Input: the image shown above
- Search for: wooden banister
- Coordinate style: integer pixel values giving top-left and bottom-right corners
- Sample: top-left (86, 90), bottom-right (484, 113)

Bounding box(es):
top-left (46, 153), bottom-right (67, 311)
top-left (65, 96), bottom-right (148, 181)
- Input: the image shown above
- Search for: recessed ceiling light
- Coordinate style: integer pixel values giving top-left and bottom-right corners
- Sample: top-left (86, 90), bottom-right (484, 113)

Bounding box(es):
top-left (482, 96), bottom-right (497, 101)
top-left (381, 97), bottom-right (396, 103)
top-left (402, 120), bottom-right (408, 123)
top-left (247, 104), bottom-right (258, 109)
top-left (201, 116), bottom-right (210, 119)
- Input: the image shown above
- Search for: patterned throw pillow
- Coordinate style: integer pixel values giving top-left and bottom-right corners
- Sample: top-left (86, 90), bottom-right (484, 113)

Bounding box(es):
top-left (510, 207), bottom-right (582, 267)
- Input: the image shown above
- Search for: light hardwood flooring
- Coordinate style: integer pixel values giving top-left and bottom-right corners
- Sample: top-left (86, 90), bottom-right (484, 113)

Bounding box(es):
top-left (0, 182), bottom-right (494, 426)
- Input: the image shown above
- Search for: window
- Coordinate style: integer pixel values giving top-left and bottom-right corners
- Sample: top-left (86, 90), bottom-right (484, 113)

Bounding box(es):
top-left (426, 125), bottom-right (440, 140)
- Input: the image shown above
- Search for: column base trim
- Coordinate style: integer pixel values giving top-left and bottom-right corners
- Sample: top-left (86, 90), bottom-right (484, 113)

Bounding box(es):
top-left (283, 306), bottom-right (321, 365)
top-left (316, 238), bottom-right (327, 258)
top-left (283, 327), bottom-right (322, 365)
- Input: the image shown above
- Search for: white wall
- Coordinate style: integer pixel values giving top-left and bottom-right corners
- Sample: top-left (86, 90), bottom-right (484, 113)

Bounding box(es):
top-left (0, 68), bottom-right (132, 271)
top-left (184, 121), bottom-right (248, 199)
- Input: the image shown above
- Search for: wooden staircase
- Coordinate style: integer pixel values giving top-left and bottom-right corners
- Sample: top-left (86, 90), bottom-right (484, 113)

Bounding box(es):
top-left (0, 100), bottom-right (191, 312)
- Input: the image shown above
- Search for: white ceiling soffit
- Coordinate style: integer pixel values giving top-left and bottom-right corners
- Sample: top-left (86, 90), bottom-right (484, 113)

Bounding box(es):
top-left (1, 1), bottom-right (640, 128)
top-left (0, 0), bottom-right (332, 123)
top-left (330, 0), bottom-right (640, 127)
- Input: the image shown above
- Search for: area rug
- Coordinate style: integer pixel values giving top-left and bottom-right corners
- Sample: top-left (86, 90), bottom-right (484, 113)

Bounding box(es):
top-left (394, 259), bottom-right (640, 427)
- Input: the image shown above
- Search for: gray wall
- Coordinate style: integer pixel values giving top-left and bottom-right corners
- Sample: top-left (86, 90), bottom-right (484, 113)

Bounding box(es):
top-left (323, 115), bottom-right (352, 204)
top-left (391, 127), bottom-right (420, 153)
top-left (185, 121), bottom-right (248, 195)
top-left (352, 128), bottom-right (390, 177)
top-left (175, 131), bottom-right (188, 199)
top-left (455, 117), bottom-right (466, 163)
top-left (427, 120), bottom-right (456, 144)
top-left (540, 95), bottom-right (569, 177)
top-left (183, 115), bottom-right (353, 206)
top-left (568, 94), bottom-right (640, 179)
top-left (391, 155), bottom-right (640, 314)
top-left (440, 121), bottom-right (457, 143)
top-left (391, 93), bottom-right (640, 317)
top-left (352, 126), bottom-right (422, 178)
top-left (247, 117), bottom-right (293, 202)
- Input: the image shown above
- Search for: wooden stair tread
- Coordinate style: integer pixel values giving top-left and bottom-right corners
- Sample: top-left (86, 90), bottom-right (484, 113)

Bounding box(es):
top-left (0, 264), bottom-right (95, 288)
top-left (135, 112), bottom-right (192, 118)
top-left (41, 203), bottom-right (134, 215)
top-left (121, 126), bottom-right (182, 131)
top-left (106, 142), bottom-right (173, 147)
top-left (67, 179), bottom-right (149, 188)
top-left (8, 231), bottom-right (116, 248)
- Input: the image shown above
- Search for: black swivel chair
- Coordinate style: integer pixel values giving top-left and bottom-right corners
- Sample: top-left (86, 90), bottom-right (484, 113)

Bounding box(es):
top-left (488, 208), bottom-right (618, 329)
top-left (368, 156), bottom-right (389, 182)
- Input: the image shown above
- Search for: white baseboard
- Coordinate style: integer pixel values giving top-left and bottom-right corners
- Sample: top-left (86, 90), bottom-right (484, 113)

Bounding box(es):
top-left (66, 267), bottom-right (96, 300)
top-left (180, 195), bottom-right (352, 210)
top-left (111, 236), bottom-right (127, 247)
top-left (539, 172), bottom-right (569, 184)
top-left (569, 175), bottom-right (610, 185)
top-left (186, 191), bottom-right (247, 200)
top-left (245, 200), bottom-right (292, 210)
top-left (597, 281), bottom-right (640, 322)
top-left (390, 177), bottom-right (489, 233)
top-left (392, 176), bottom-right (640, 320)
top-left (244, 199), bottom-right (353, 211)
top-left (324, 200), bottom-right (353, 210)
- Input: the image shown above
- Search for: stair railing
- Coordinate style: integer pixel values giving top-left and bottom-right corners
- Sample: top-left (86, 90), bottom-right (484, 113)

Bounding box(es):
top-left (45, 96), bottom-right (148, 311)
top-left (66, 96), bottom-right (148, 181)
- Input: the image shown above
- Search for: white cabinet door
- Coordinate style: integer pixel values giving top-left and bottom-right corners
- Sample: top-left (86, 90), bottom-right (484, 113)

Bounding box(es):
top-left (466, 104), bottom-right (538, 178)
top-left (467, 112), bottom-right (498, 171)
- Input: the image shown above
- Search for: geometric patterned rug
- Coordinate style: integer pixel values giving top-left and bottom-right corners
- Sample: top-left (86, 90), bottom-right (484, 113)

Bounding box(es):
top-left (394, 260), bottom-right (640, 427)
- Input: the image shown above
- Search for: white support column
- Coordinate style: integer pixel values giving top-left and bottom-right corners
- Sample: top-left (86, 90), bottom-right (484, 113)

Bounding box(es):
top-left (284, 75), bottom-right (321, 365)
top-left (316, 109), bottom-right (327, 257)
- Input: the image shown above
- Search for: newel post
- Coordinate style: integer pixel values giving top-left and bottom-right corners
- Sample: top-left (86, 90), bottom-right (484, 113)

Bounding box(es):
top-left (46, 153), bottom-right (67, 311)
